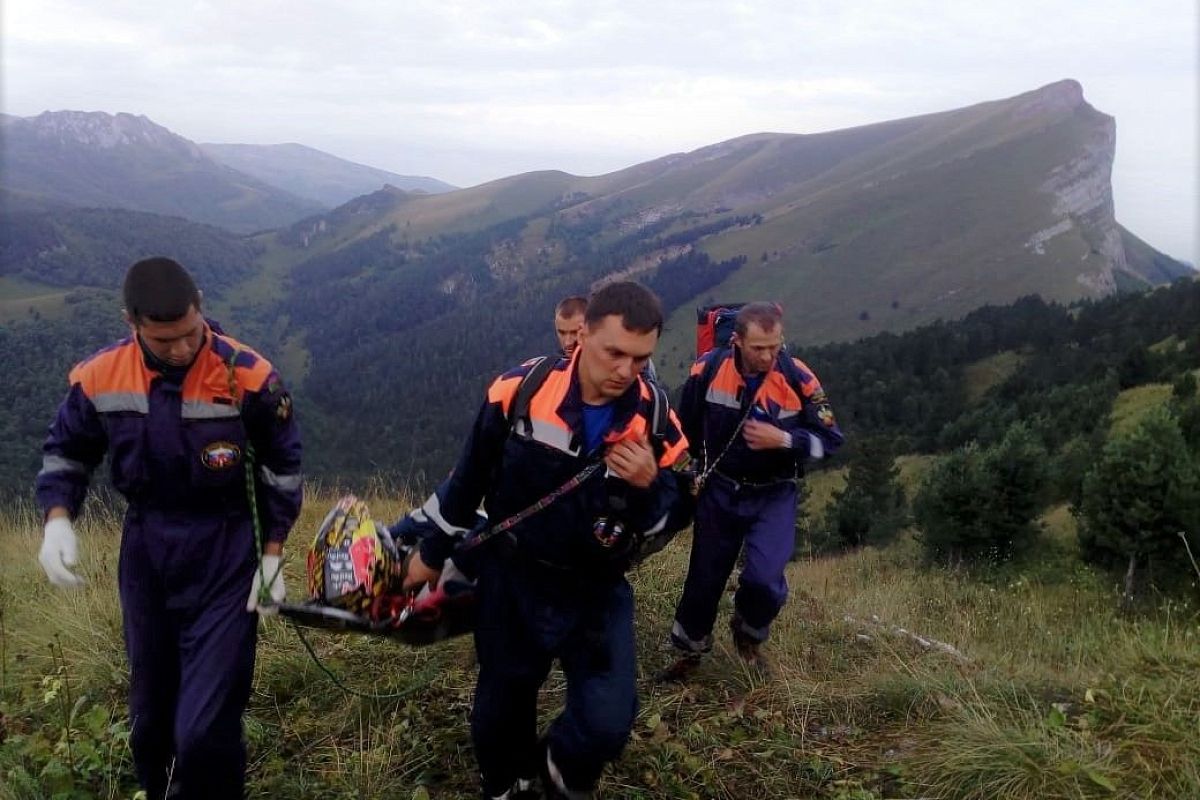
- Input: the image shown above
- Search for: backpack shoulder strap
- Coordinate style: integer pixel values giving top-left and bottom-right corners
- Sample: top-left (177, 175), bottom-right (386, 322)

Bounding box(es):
top-left (777, 352), bottom-right (807, 397)
top-left (507, 355), bottom-right (559, 436)
top-left (648, 380), bottom-right (669, 443)
top-left (698, 347), bottom-right (728, 397)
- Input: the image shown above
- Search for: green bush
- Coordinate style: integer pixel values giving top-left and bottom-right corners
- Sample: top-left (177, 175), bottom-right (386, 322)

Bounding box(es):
top-left (913, 424), bottom-right (1048, 565)
top-left (824, 437), bottom-right (907, 551)
top-left (1075, 406), bottom-right (1200, 601)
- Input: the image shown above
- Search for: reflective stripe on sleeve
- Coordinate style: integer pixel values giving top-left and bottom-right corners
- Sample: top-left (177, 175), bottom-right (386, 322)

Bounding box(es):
top-left (421, 493), bottom-right (471, 536)
top-left (259, 465), bottom-right (302, 491)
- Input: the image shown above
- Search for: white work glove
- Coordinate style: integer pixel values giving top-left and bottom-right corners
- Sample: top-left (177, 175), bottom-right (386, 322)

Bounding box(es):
top-left (246, 554), bottom-right (286, 614)
top-left (39, 516), bottom-right (84, 588)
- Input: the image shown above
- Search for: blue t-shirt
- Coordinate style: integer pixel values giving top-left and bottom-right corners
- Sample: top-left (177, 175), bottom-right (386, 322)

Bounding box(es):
top-left (581, 402), bottom-right (616, 454)
top-left (743, 372), bottom-right (765, 403)
top-left (744, 372), bottom-right (773, 422)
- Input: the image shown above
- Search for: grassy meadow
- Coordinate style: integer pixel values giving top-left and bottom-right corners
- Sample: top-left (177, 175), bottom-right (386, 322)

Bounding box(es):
top-left (1, 485), bottom-right (1197, 800)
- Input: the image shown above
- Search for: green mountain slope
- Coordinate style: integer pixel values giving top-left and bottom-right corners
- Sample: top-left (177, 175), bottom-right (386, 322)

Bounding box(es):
top-left (199, 142), bottom-right (455, 207)
top-left (0, 111), bottom-right (322, 233)
top-left (266, 80), bottom-right (1190, 392)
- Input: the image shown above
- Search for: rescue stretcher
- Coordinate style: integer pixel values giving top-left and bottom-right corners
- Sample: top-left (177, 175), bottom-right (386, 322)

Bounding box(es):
top-left (277, 573), bottom-right (476, 645)
top-left (277, 496), bottom-right (479, 646)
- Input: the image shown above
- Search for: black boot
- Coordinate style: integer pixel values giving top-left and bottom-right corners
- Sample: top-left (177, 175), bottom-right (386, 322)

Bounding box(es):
top-left (538, 739), bottom-right (593, 800)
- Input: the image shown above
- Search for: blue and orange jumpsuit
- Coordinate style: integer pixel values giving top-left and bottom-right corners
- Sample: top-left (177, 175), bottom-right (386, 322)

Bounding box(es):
top-left (671, 346), bottom-right (844, 652)
top-left (416, 351), bottom-right (688, 797)
top-left (35, 322), bottom-right (302, 800)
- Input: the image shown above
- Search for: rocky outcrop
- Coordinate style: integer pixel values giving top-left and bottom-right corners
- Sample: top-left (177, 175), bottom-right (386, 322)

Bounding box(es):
top-left (1033, 106), bottom-right (1125, 294)
top-left (1, 110), bottom-right (321, 232)
top-left (18, 110), bottom-right (205, 160)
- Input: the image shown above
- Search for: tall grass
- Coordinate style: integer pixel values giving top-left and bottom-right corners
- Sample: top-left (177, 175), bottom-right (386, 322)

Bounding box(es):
top-left (2, 490), bottom-right (1197, 799)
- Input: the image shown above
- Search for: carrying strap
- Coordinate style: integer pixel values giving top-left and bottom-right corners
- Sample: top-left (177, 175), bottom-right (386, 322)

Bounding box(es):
top-left (224, 344), bottom-right (283, 607)
top-left (458, 460), bottom-right (603, 555)
top-left (697, 403), bottom-right (754, 489)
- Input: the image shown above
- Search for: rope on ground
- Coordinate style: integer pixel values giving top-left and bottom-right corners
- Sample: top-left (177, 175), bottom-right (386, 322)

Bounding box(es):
top-left (289, 619), bottom-right (442, 701)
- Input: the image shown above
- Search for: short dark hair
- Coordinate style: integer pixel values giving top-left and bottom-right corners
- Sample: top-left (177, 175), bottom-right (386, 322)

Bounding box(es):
top-left (735, 302), bottom-right (783, 337)
top-left (585, 281), bottom-right (663, 335)
top-left (555, 295), bottom-right (588, 318)
top-left (123, 257), bottom-right (201, 323)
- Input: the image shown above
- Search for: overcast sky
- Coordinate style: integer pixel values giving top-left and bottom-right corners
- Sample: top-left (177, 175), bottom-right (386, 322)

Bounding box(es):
top-left (3, 0), bottom-right (1197, 264)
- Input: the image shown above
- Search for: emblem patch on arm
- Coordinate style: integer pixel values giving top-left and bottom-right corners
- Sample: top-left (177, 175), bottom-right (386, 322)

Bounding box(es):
top-left (266, 373), bottom-right (293, 421)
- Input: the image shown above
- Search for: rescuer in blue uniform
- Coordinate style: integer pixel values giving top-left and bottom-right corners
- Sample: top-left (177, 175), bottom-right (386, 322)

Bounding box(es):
top-left (404, 281), bottom-right (689, 800)
top-left (35, 257), bottom-right (303, 800)
top-left (662, 301), bottom-right (844, 679)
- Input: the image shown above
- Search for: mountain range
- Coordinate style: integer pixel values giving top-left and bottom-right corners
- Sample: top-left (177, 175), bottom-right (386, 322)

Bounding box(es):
top-left (257, 79), bottom-right (1191, 380)
top-left (0, 80), bottom-right (1193, 488)
top-left (0, 111), bottom-right (454, 233)
top-left (199, 142), bottom-right (455, 206)
top-left (0, 111), bottom-right (323, 233)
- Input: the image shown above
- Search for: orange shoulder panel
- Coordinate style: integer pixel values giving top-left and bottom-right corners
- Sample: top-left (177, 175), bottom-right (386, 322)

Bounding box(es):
top-left (657, 407), bottom-right (689, 468)
top-left (180, 335), bottom-right (275, 405)
top-left (69, 340), bottom-right (146, 399)
top-left (708, 356), bottom-right (743, 395)
top-left (218, 334), bottom-right (275, 390)
top-left (486, 374), bottom-right (525, 416)
top-left (527, 365), bottom-right (572, 424)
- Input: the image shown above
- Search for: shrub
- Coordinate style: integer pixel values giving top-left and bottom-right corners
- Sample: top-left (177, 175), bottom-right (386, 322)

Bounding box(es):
top-left (1075, 406), bottom-right (1200, 602)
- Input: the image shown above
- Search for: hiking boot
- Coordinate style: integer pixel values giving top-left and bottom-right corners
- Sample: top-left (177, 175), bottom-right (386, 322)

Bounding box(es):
top-left (733, 636), bottom-right (772, 674)
top-left (653, 653), bottom-right (702, 683)
top-left (538, 740), bottom-right (593, 800)
top-left (730, 616), bottom-right (773, 675)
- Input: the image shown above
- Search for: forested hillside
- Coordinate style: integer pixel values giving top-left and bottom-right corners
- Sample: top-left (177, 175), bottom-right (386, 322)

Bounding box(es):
top-left (4, 270), bottom-right (1196, 499)
top-left (0, 207), bottom-right (261, 289)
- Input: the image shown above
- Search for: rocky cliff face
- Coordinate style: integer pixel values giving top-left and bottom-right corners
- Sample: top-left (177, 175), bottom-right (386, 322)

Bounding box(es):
top-left (14, 110), bottom-right (205, 160)
top-left (1032, 101), bottom-right (1127, 294)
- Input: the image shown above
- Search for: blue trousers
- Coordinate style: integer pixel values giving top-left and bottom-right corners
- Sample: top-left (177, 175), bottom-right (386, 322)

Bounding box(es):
top-left (471, 558), bottom-right (637, 796)
top-left (120, 507), bottom-right (258, 800)
top-left (673, 475), bottom-right (797, 648)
